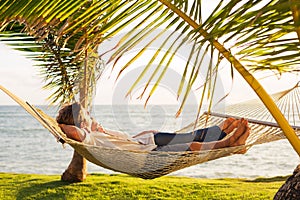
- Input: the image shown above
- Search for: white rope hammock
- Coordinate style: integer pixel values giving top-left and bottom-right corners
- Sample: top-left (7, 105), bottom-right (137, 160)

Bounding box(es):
top-left (1, 84), bottom-right (300, 179)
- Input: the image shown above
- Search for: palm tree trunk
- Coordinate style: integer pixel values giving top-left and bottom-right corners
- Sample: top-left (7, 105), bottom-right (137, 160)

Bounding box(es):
top-left (61, 94), bottom-right (88, 182)
top-left (61, 49), bottom-right (90, 182)
top-left (273, 2), bottom-right (300, 197)
top-left (274, 164), bottom-right (300, 199)
top-left (61, 151), bottom-right (87, 182)
top-left (61, 77), bottom-right (88, 182)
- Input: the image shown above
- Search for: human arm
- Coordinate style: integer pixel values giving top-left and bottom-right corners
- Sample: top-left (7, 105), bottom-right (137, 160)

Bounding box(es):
top-left (90, 118), bottom-right (130, 139)
top-left (91, 118), bottom-right (105, 132)
top-left (103, 128), bottom-right (130, 139)
top-left (132, 130), bottom-right (159, 138)
top-left (59, 124), bottom-right (86, 142)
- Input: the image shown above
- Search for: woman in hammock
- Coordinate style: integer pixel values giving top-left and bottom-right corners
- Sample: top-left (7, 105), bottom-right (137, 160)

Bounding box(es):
top-left (57, 102), bottom-right (250, 152)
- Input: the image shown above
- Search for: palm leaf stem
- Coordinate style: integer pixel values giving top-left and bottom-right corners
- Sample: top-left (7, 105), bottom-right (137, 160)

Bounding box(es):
top-left (290, 0), bottom-right (300, 41)
top-left (159, 0), bottom-right (300, 156)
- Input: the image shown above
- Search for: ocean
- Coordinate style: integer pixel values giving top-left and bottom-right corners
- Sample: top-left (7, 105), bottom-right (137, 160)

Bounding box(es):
top-left (0, 105), bottom-right (299, 179)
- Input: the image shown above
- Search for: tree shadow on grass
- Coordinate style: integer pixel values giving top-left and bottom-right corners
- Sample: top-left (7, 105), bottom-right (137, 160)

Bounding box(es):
top-left (16, 180), bottom-right (71, 200)
top-left (245, 175), bottom-right (289, 183)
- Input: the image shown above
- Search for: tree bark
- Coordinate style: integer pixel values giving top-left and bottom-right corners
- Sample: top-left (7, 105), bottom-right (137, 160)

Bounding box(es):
top-left (61, 47), bottom-right (92, 182)
top-left (61, 151), bottom-right (87, 182)
top-left (274, 164), bottom-right (300, 199)
top-left (61, 49), bottom-right (98, 182)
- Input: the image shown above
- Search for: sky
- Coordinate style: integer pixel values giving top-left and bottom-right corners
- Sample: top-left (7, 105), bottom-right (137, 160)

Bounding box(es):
top-left (0, 43), bottom-right (199, 106)
top-left (1, 1), bottom-right (299, 107)
top-left (0, 42), bottom-right (299, 107)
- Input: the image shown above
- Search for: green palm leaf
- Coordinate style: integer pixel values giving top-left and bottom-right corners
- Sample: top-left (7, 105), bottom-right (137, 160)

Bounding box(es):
top-left (0, 0), bottom-right (299, 109)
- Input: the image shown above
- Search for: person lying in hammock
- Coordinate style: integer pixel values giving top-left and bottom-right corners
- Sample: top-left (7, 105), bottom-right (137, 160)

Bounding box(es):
top-left (57, 102), bottom-right (250, 152)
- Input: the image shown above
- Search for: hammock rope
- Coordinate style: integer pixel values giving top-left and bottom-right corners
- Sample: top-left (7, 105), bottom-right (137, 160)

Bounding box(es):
top-left (1, 84), bottom-right (300, 179)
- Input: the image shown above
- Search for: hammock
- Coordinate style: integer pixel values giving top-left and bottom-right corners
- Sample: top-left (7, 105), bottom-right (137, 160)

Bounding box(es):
top-left (1, 84), bottom-right (300, 179)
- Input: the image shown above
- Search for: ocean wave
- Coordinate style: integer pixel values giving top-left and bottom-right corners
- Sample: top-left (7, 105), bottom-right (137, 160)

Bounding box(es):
top-left (1, 105), bottom-right (300, 178)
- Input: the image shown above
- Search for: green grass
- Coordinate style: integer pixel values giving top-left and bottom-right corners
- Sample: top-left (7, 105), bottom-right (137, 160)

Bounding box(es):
top-left (0, 173), bottom-right (287, 200)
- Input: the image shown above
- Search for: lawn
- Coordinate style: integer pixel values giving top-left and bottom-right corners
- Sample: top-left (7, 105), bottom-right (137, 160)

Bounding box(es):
top-left (0, 173), bottom-right (287, 199)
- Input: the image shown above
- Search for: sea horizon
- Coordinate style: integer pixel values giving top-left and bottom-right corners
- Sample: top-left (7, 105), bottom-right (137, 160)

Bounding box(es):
top-left (0, 104), bottom-right (299, 179)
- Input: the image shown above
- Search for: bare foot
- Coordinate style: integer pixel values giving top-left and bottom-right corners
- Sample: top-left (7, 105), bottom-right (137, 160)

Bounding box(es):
top-left (219, 117), bottom-right (240, 135)
top-left (226, 119), bottom-right (250, 154)
top-left (189, 119), bottom-right (250, 152)
top-left (223, 118), bottom-right (250, 153)
top-left (232, 119), bottom-right (250, 146)
top-left (233, 119), bottom-right (250, 154)
top-left (219, 117), bottom-right (235, 129)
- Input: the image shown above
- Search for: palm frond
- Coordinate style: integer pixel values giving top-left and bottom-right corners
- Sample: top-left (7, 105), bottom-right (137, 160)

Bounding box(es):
top-left (0, 24), bottom-right (81, 104)
top-left (98, 0), bottom-right (300, 112)
top-left (203, 0), bottom-right (300, 73)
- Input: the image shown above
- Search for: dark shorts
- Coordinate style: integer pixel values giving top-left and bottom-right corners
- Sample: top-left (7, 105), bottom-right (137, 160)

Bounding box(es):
top-left (154, 126), bottom-right (226, 146)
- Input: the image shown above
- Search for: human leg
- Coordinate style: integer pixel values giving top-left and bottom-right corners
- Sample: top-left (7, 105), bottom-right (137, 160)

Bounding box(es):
top-left (194, 126), bottom-right (227, 142)
top-left (154, 126), bottom-right (226, 146)
top-left (198, 117), bottom-right (240, 142)
top-left (154, 132), bottom-right (194, 146)
top-left (153, 118), bottom-right (240, 146)
top-left (189, 119), bottom-right (250, 151)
